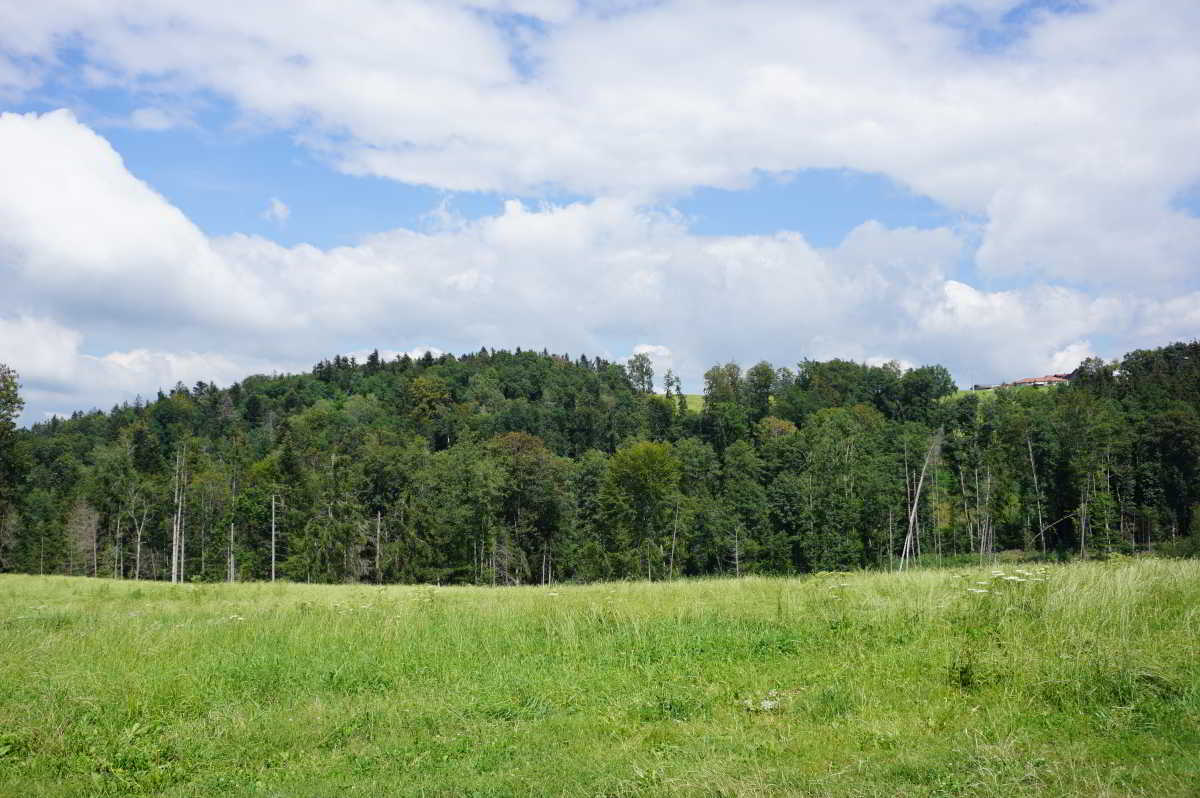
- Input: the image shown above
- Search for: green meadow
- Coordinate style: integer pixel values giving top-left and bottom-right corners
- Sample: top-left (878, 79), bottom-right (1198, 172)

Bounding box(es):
top-left (2, 560), bottom-right (1198, 797)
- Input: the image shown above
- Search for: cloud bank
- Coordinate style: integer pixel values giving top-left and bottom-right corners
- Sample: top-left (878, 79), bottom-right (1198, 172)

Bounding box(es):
top-left (6, 1), bottom-right (1200, 283)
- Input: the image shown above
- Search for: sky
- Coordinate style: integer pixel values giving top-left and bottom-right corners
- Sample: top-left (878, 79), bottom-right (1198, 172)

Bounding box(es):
top-left (1, 0), bottom-right (1199, 424)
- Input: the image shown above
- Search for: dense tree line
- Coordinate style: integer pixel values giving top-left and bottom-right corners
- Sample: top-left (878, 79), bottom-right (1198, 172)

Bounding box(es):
top-left (0, 341), bottom-right (1197, 584)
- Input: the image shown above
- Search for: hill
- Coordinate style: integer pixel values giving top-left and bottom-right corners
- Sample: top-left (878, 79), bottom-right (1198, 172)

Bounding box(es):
top-left (1, 341), bottom-right (1199, 584)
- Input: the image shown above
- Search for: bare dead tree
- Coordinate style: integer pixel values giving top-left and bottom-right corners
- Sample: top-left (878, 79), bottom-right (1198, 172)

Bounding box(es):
top-left (67, 501), bottom-right (99, 577)
top-left (977, 465), bottom-right (994, 563)
top-left (668, 500), bottom-right (680, 579)
top-left (132, 501), bottom-right (148, 580)
top-left (900, 431), bottom-right (941, 571)
top-left (170, 451), bottom-right (184, 583)
top-left (271, 493), bottom-right (278, 582)
top-left (374, 508), bottom-right (381, 584)
top-left (1026, 433), bottom-right (1047, 555)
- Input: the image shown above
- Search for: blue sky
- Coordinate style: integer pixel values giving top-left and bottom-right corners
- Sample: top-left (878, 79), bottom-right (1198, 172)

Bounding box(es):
top-left (1, 1), bottom-right (1199, 423)
top-left (12, 77), bottom-right (957, 252)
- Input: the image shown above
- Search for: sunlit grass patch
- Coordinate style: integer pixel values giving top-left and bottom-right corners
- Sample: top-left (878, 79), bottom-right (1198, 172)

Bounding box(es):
top-left (1, 559), bottom-right (1198, 796)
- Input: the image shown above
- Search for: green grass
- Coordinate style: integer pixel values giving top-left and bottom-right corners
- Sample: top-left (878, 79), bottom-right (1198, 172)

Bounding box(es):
top-left (684, 393), bottom-right (705, 412)
top-left (2, 560), bottom-right (1198, 796)
top-left (948, 383), bottom-right (1067, 401)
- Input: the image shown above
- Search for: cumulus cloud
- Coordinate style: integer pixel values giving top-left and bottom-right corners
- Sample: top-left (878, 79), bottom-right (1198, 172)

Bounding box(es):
top-left (0, 314), bottom-right (295, 420)
top-left (0, 1), bottom-right (1197, 288)
top-left (0, 110), bottom-right (283, 337)
top-left (1046, 342), bottom-right (1097, 375)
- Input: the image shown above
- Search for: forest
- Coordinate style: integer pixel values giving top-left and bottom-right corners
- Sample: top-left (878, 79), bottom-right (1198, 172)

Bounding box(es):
top-left (0, 341), bottom-right (1197, 585)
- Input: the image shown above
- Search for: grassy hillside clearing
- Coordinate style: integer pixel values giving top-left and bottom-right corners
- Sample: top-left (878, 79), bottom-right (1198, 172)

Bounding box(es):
top-left (1, 560), bottom-right (1198, 796)
top-left (947, 383), bottom-right (1066, 401)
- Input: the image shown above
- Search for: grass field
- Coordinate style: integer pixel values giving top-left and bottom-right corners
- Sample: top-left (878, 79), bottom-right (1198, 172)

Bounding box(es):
top-left (2, 560), bottom-right (1198, 797)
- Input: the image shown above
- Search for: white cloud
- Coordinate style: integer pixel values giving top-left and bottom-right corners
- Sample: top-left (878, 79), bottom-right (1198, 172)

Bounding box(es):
top-left (0, 314), bottom-right (294, 421)
top-left (128, 107), bottom-right (181, 131)
top-left (0, 315), bottom-right (85, 393)
top-left (261, 197), bottom-right (290, 224)
top-left (1, 1), bottom-right (1197, 288)
top-left (0, 110), bottom-right (283, 337)
top-left (1046, 342), bottom-right (1096, 374)
top-left (629, 344), bottom-right (674, 388)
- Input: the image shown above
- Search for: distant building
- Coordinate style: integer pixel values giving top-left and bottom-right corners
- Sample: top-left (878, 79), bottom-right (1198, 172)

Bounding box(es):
top-left (972, 372), bottom-right (1076, 391)
top-left (1006, 374), bottom-right (1072, 387)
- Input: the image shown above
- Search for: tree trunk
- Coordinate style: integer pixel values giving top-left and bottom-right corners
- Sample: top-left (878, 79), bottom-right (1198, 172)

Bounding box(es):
top-left (134, 505), bottom-right (147, 580)
top-left (271, 493), bottom-right (277, 583)
top-left (113, 514), bottom-right (122, 579)
top-left (732, 525), bottom-right (741, 578)
top-left (669, 501), bottom-right (679, 579)
top-left (170, 451), bottom-right (184, 583)
top-left (180, 485), bottom-right (187, 583)
top-left (900, 432), bottom-right (939, 571)
top-left (1027, 433), bottom-right (1047, 555)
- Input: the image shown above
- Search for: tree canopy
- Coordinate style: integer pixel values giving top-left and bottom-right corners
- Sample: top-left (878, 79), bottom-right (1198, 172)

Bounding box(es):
top-left (2, 341), bottom-right (1198, 582)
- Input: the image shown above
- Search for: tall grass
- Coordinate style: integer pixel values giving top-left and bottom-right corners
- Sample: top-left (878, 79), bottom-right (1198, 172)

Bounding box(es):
top-left (1, 559), bottom-right (1197, 796)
